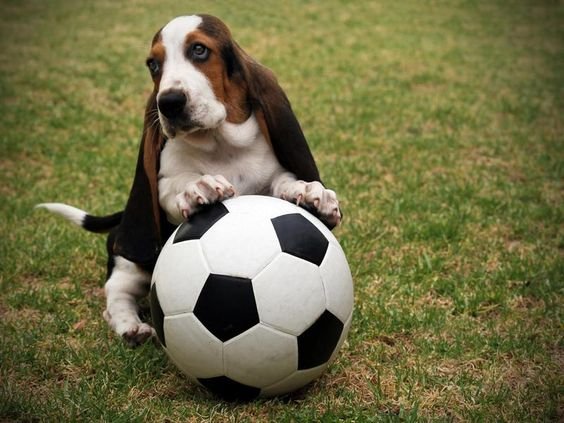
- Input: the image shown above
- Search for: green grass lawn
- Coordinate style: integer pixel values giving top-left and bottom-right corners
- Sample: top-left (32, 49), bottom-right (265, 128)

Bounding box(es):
top-left (1, 0), bottom-right (562, 421)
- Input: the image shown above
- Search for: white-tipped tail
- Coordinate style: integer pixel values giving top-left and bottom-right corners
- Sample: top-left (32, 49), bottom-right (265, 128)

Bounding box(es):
top-left (35, 203), bottom-right (88, 227)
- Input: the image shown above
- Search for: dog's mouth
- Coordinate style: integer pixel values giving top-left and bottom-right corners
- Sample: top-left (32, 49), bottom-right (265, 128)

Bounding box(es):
top-left (159, 115), bottom-right (202, 138)
top-left (156, 90), bottom-right (227, 139)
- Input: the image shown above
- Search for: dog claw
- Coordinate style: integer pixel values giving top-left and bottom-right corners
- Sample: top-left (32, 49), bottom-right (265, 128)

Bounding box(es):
top-left (175, 175), bottom-right (237, 223)
top-left (281, 181), bottom-right (341, 227)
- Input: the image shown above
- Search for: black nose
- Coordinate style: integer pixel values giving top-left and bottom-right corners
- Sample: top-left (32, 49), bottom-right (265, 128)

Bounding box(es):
top-left (158, 91), bottom-right (187, 119)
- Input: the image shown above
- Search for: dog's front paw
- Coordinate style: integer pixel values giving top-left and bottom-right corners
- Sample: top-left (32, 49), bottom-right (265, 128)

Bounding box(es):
top-left (175, 175), bottom-right (236, 219)
top-left (103, 310), bottom-right (155, 347)
top-left (281, 181), bottom-right (341, 227)
top-left (122, 323), bottom-right (155, 347)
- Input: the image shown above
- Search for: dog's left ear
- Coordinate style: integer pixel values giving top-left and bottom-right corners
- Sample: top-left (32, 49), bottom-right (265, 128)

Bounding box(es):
top-left (229, 44), bottom-right (321, 183)
top-left (112, 92), bottom-right (172, 269)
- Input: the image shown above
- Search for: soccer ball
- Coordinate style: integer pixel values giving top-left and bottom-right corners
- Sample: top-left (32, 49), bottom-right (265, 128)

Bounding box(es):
top-left (149, 195), bottom-right (353, 400)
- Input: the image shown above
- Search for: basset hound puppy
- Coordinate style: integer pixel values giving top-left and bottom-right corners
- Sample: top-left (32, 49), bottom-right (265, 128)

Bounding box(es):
top-left (38, 14), bottom-right (341, 346)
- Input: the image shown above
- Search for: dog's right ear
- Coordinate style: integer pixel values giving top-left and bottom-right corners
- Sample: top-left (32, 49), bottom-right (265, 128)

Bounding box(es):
top-left (112, 91), bottom-right (169, 269)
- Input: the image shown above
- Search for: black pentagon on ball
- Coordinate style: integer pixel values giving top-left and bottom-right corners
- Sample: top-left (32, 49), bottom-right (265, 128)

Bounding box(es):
top-left (297, 310), bottom-right (344, 370)
top-left (149, 284), bottom-right (166, 347)
top-left (198, 375), bottom-right (261, 401)
top-left (193, 274), bottom-right (259, 342)
top-left (271, 213), bottom-right (329, 266)
top-left (173, 202), bottom-right (229, 243)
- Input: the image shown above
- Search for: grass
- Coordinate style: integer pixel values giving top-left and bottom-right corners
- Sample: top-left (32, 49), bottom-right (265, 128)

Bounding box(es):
top-left (1, 0), bottom-right (562, 421)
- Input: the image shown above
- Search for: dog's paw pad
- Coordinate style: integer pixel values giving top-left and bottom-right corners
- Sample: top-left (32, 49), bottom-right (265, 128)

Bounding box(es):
top-left (121, 323), bottom-right (155, 347)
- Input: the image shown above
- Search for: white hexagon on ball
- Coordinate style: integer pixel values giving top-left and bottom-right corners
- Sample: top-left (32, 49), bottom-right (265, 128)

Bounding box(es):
top-left (320, 243), bottom-right (354, 323)
top-left (223, 195), bottom-right (300, 220)
top-left (224, 324), bottom-right (297, 388)
top-left (252, 253), bottom-right (326, 336)
top-left (151, 240), bottom-right (209, 315)
top-left (200, 211), bottom-right (281, 278)
top-left (163, 313), bottom-right (224, 379)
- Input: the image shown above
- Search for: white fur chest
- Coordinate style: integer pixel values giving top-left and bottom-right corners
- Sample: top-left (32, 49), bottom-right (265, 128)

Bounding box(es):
top-left (158, 114), bottom-right (286, 223)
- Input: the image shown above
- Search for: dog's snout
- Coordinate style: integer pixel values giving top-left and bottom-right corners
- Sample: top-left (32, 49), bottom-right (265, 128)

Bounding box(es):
top-left (158, 91), bottom-right (187, 119)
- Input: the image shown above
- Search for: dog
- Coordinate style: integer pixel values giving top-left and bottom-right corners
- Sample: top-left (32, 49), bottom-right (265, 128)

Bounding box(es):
top-left (38, 14), bottom-right (341, 347)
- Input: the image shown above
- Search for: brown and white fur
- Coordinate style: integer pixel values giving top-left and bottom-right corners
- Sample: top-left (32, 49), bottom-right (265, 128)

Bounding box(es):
top-left (38, 15), bottom-right (341, 347)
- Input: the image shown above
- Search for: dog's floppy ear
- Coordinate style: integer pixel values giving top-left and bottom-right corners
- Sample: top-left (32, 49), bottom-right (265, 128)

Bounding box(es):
top-left (197, 14), bottom-right (319, 182)
top-left (112, 92), bottom-right (172, 269)
top-left (235, 50), bottom-right (321, 183)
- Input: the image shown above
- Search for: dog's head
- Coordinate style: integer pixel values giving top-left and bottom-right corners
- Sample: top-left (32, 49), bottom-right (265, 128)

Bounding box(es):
top-left (143, 14), bottom-right (320, 176)
top-left (146, 15), bottom-right (254, 138)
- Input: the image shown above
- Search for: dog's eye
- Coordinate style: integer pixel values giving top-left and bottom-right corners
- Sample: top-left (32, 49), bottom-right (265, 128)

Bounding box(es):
top-left (191, 43), bottom-right (210, 61)
top-left (146, 58), bottom-right (161, 75)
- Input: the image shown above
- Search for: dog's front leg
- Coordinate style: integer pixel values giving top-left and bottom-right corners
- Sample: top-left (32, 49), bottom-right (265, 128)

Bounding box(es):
top-left (103, 256), bottom-right (154, 347)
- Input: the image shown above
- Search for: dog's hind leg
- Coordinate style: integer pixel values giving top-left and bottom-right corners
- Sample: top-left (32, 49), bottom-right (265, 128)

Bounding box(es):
top-left (103, 256), bottom-right (155, 347)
